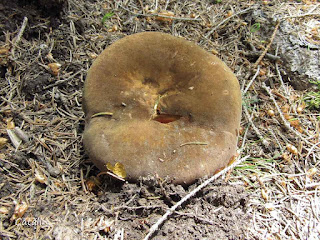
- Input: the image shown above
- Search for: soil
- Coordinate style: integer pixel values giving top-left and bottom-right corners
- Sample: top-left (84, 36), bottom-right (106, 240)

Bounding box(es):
top-left (0, 0), bottom-right (319, 240)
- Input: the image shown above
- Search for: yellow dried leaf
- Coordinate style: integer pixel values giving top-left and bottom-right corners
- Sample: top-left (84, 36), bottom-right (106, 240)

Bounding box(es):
top-left (6, 118), bottom-right (15, 129)
top-left (0, 138), bottom-right (8, 148)
top-left (106, 162), bottom-right (114, 172)
top-left (113, 162), bottom-right (126, 178)
top-left (106, 162), bottom-right (126, 179)
top-left (156, 11), bottom-right (175, 23)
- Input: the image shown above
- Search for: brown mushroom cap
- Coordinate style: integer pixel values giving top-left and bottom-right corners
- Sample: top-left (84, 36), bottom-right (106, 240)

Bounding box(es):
top-left (83, 32), bottom-right (241, 184)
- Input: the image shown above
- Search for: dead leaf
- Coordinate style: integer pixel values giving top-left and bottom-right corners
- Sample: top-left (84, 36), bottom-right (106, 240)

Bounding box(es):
top-left (86, 176), bottom-right (101, 192)
top-left (35, 169), bottom-right (47, 184)
top-left (48, 62), bottom-right (61, 76)
top-left (286, 143), bottom-right (298, 155)
top-left (156, 11), bottom-right (175, 23)
top-left (11, 201), bottom-right (29, 221)
top-left (0, 138), bottom-right (8, 149)
top-left (281, 104), bottom-right (290, 113)
top-left (106, 162), bottom-right (126, 179)
top-left (6, 118), bottom-right (15, 129)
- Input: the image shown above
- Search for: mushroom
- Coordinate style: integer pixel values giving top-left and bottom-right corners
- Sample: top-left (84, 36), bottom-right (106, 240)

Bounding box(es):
top-left (83, 32), bottom-right (241, 185)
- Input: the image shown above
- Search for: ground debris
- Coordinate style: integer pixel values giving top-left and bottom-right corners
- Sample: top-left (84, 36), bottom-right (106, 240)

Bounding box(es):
top-left (0, 0), bottom-right (319, 239)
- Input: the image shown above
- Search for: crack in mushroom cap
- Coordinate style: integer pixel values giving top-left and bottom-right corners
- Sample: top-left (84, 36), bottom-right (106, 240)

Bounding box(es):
top-left (83, 32), bottom-right (242, 185)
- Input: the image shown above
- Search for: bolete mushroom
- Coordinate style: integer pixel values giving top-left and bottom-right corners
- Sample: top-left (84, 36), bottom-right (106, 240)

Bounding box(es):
top-left (83, 32), bottom-right (241, 185)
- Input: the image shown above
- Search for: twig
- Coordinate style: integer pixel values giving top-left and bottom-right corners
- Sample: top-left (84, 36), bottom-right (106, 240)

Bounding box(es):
top-left (275, 44), bottom-right (289, 96)
top-left (240, 123), bottom-right (250, 151)
top-left (245, 51), bottom-right (281, 61)
top-left (205, 7), bottom-right (255, 38)
top-left (153, 13), bottom-right (201, 21)
top-left (43, 70), bottom-right (84, 90)
top-left (138, 0), bottom-right (145, 14)
top-left (34, 152), bottom-right (61, 177)
top-left (281, 13), bottom-right (320, 20)
top-left (158, 179), bottom-right (174, 205)
top-left (143, 155), bottom-right (250, 240)
top-left (80, 168), bottom-right (87, 193)
top-left (120, 5), bottom-right (201, 21)
top-left (305, 141), bottom-right (320, 160)
top-left (243, 105), bottom-right (269, 147)
top-left (97, 171), bottom-right (126, 182)
top-left (11, 17), bottom-right (28, 59)
top-left (243, 66), bottom-right (260, 95)
top-left (6, 129), bottom-right (22, 149)
top-left (253, 20), bottom-right (280, 69)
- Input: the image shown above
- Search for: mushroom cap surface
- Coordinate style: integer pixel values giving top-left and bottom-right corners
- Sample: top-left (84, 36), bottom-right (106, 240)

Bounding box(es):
top-left (83, 32), bottom-right (241, 184)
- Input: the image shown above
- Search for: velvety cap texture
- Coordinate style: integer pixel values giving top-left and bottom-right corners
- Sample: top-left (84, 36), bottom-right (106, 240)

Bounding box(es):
top-left (83, 32), bottom-right (242, 184)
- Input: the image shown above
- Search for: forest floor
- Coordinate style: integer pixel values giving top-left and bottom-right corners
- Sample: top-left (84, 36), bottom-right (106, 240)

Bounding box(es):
top-left (0, 0), bottom-right (319, 239)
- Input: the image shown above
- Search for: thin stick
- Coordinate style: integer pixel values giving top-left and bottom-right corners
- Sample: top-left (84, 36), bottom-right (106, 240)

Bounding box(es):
top-left (243, 66), bottom-right (260, 95)
top-left (245, 51), bottom-right (281, 61)
top-left (240, 123), bottom-right (250, 151)
top-left (80, 168), bottom-right (87, 193)
top-left (275, 44), bottom-right (289, 96)
top-left (120, 5), bottom-right (201, 21)
top-left (143, 155), bottom-right (250, 240)
top-left (44, 70), bottom-right (84, 90)
top-left (138, 0), bottom-right (145, 14)
top-left (243, 105), bottom-right (269, 147)
top-left (305, 141), bottom-right (320, 160)
top-left (281, 13), bottom-right (320, 20)
top-left (253, 20), bottom-right (280, 69)
top-left (11, 17), bottom-right (28, 58)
